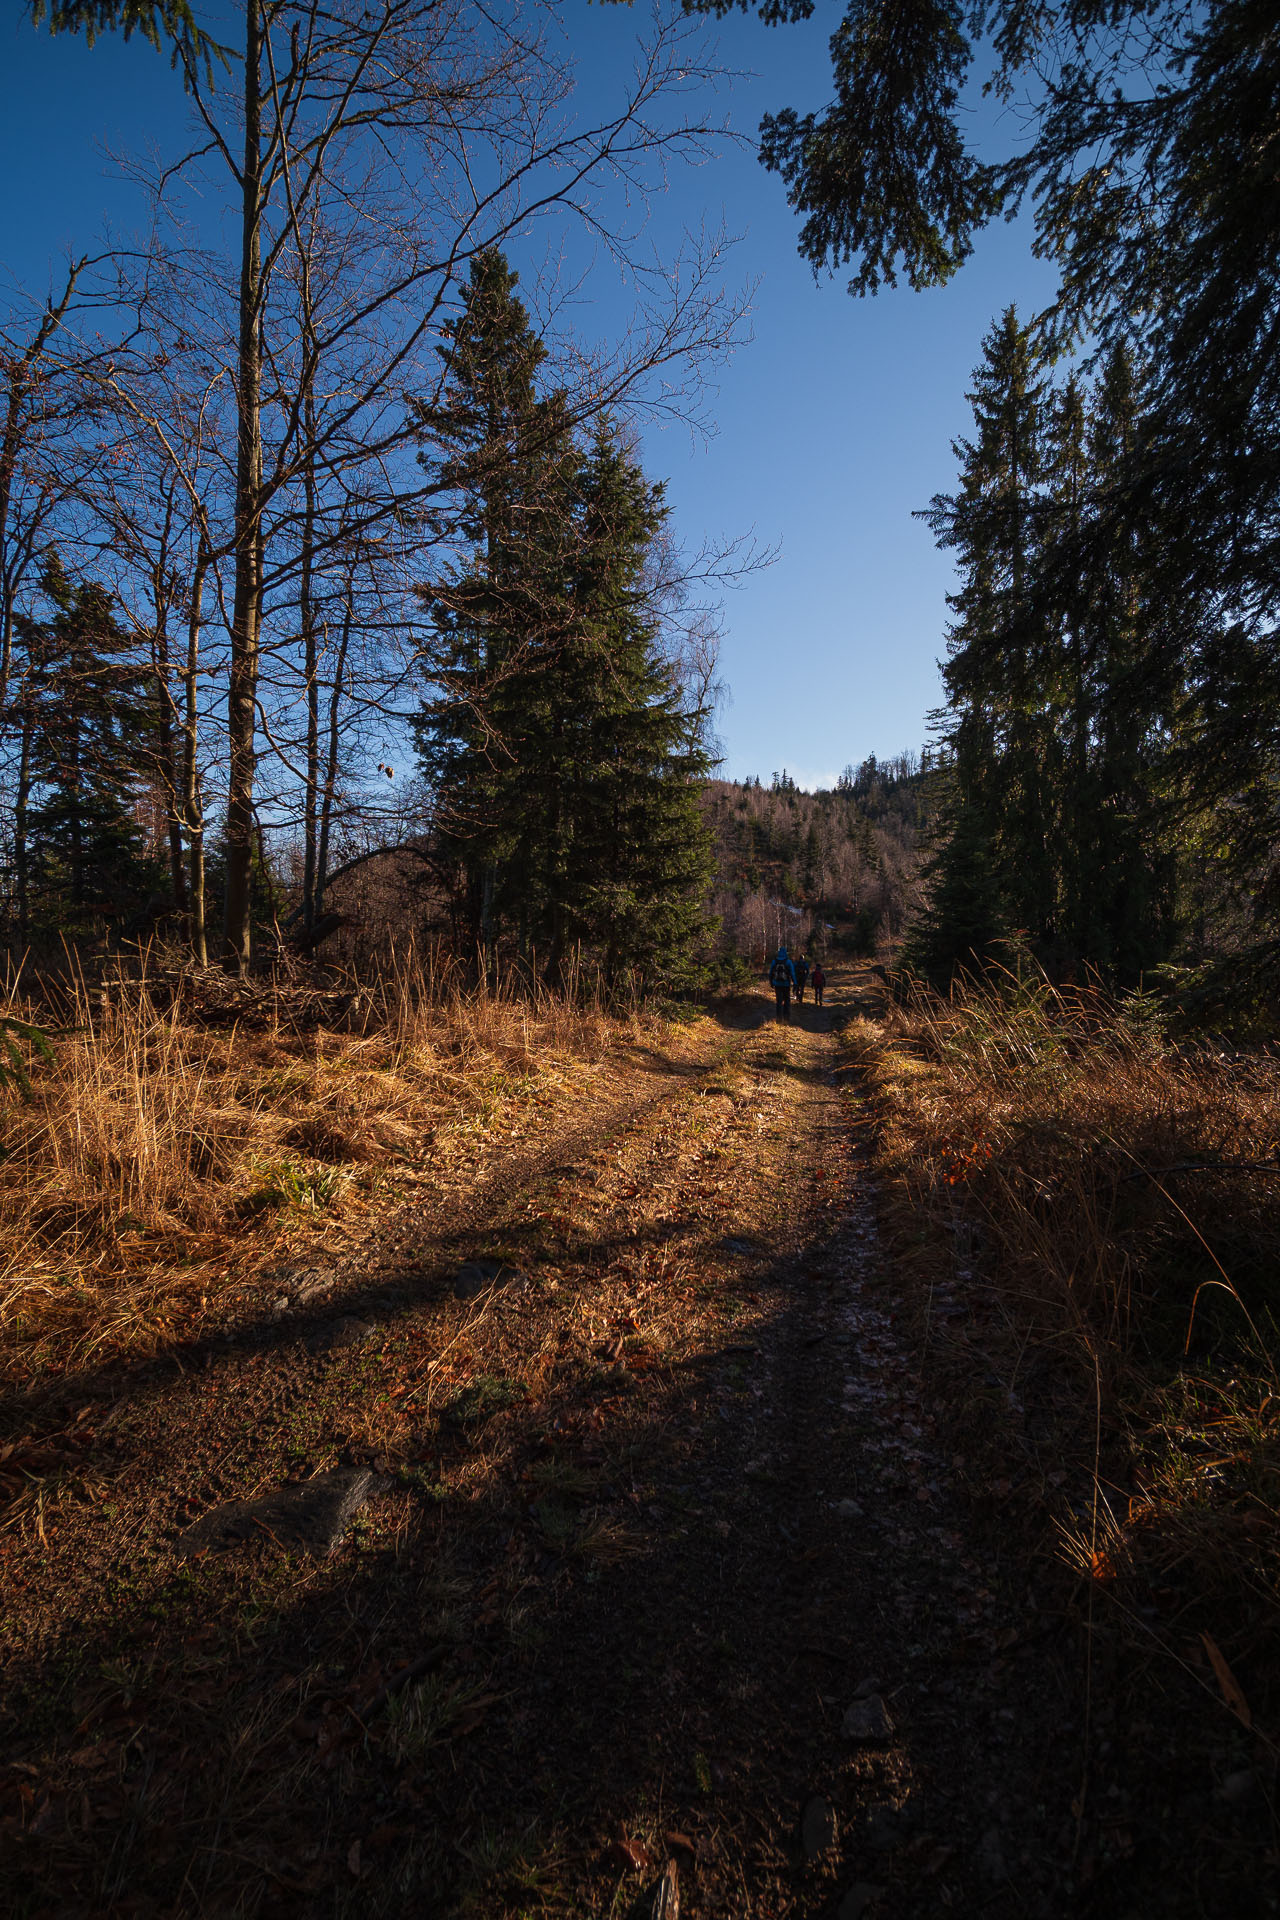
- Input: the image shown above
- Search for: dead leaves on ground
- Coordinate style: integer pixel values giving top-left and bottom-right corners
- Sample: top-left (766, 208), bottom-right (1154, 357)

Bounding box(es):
top-left (1200, 1631), bottom-right (1253, 1729)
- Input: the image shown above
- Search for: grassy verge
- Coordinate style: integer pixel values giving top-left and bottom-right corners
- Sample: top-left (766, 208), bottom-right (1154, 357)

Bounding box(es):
top-left (0, 1006), bottom-right (794, 1918)
top-left (844, 972), bottom-right (1280, 1792)
top-left (0, 954), bottom-right (638, 1384)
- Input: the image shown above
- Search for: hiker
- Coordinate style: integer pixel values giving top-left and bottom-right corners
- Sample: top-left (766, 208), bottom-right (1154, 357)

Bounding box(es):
top-left (811, 961), bottom-right (826, 1007)
top-left (794, 952), bottom-right (811, 1005)
top-left (768, 946), bottom-right (796, 1021)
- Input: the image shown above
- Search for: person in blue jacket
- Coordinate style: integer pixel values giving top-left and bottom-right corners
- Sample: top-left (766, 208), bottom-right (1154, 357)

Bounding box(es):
top-left (768, 946), bottom-right (797, 1021)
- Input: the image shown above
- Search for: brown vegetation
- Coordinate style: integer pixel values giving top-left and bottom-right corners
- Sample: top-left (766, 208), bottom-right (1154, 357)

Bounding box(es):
top-left (0, 952), bottom-right (627, 1383)
top-left (846, 970), bottom-right (1280, 1744)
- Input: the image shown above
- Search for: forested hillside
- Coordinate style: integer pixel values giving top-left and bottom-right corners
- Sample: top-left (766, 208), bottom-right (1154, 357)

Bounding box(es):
top-left (702, 756), bottom-right (935, 966)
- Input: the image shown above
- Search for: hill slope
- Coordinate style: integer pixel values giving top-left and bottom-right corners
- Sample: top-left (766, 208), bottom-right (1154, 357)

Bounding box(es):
top-left (702, 755), bottom-right (936, 964)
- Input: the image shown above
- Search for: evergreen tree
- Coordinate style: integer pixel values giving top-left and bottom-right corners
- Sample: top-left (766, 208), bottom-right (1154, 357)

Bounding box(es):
top-left (411, 250), bottom-right (574, 956)
top-left (923, 308), bottom-right (1057, 956)
top-left (414, 261), bottom-right (714, 989)
top-left (1080, 346), bottom-right (1180, 974)
top-left (544, 424), bottom-right (713, 987)
top-left (903, 802), bottom-right (1007, 985)
top-left (918, 322), bottom-right (1180, 983)
top-left (16, 558), bottom-right (162, 933)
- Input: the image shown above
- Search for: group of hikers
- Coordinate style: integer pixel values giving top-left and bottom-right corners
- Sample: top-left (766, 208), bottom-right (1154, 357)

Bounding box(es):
top-left (767, 945), bottom-right (825, 1020)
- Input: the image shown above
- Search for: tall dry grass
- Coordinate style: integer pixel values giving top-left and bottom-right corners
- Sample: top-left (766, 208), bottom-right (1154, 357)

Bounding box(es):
top-left (0, 949), bottom-right (628, 1379)
top-left (848, 969), bottom-right (1280, 1636)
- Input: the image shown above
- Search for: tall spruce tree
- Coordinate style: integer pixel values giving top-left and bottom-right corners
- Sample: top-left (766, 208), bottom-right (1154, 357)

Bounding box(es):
top-left (15, 558), bottom-right (162, 933)
top-left (920, 309), bottom-right (1056, 971)
top-left (1079, 346), bottom-right (1180, 974)
top-left (916, 321), bottom-right (1183, 986)
top-left (411, 250), bottom-right (574, 957)
top-left (414, 260), bottom-right (714, 989)
top-left (544, 424), bottom-right (713, 987)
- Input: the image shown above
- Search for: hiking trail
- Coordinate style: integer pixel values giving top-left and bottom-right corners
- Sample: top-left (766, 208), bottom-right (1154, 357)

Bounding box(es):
top-left (1, 969), bottom-right (1083, 1917)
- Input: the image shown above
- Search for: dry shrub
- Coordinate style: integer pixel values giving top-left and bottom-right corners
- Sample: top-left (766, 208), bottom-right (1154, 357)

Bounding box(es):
top-left (867, 975), bottom-right (1280, 1352)
top-left (854, 970), bottom-right (1280, 1631)
top-left (0, 950), bottom-right (627, 1375)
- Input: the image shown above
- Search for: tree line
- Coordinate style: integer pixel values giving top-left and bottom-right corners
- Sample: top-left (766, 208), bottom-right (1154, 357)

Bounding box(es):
top-left (908, 306), bottom-right (1277, 995)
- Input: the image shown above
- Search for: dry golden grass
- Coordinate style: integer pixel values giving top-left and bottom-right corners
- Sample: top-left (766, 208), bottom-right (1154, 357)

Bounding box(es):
top-left (0, 952), bottom-right (632, 1377)
top-left (850, 970), bottom-right (1280, 1638)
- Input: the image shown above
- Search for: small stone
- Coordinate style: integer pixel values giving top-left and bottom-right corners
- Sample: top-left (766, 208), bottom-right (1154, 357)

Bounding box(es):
top-left (451, 1259), bottom-right (530, 1301)
top-left (178, 1467), bottom-right (374, 1558)
top-left (718, 1235), bottom-right (758, 1255)
top-left (835, 1498), bottom-right (864, 1518)
top-left (837, 1884), bottom-right (884, 1920)
top-left (1218, 1769), bottom-right (1258, 1807)
top-left (978, 1827), bottom-right (1008, 1881)
top-left (294, 1273), bottom-right (335, 1304)
top-left (800, 1794), bottom-right (839, 1859)
top-left (305, 1316), bottom-right (378, 1354)
top-left (841, 1694), bottom-right (894, 1744)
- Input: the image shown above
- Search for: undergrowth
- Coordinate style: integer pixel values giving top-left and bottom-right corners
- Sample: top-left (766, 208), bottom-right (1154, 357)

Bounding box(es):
top-left (0, 951), bottom-right (631, 1378)
top-left (847, 968), bottom-right (1280, 1734)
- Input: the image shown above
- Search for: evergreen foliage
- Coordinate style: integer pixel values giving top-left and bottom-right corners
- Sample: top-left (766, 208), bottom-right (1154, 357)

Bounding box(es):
top-left (30, 0), bottom-right (230, 80)
top-left (15, 559), bottom-right (163, 935)
top-left (517, 423), bottom-right (714, 988)
top-left (914, 314), bottom-right (1180, 985)
top-left (413, 253), bottom-right (714, 990)
top-left (410, 250), bottom-right (573, 957)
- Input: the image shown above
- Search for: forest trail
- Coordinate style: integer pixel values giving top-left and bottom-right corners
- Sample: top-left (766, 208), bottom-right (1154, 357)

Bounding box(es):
top-left (1, 969), bottom-right (1083, 1918)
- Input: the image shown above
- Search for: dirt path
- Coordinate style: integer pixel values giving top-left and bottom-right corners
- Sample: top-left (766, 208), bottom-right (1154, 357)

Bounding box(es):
top-left (1, 972), bottom-right (1085, 1918)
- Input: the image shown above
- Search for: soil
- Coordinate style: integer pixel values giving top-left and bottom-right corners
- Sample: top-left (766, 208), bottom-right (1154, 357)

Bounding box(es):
top-left (0, 970), bottom-right (1273, 1917)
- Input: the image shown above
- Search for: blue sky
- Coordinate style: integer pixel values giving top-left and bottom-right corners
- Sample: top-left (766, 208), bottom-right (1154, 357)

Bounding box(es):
top-left (1, 1), bottom-right (1058, 789)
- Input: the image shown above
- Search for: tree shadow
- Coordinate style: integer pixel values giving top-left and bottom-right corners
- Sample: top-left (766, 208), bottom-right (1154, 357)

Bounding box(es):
top-left (1, 1030), bottom-right (1081, 1920)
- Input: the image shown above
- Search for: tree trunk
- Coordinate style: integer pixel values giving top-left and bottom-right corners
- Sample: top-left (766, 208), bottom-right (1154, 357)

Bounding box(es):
top-left (151, 563), bottom-right (190, 929)
top-left (223, 0), bottom-right (264, 974)
top-left (183, 549), bottom-right (208, 964)
top-left (316, 596), bottom-right (353, 916)
top-left (301, 401), bottom-right (320, 933)
top-left (14, 705), bottom-right (32, 941)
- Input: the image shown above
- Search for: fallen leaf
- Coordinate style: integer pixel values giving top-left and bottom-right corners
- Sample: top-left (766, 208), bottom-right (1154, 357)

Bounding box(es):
top-left (347, 1839), bottom-right (363, 1879)
top-left (609, 1836), bottom-right (650, 1873)
top-left (1201, 1632), bottom-right (1252, 1728)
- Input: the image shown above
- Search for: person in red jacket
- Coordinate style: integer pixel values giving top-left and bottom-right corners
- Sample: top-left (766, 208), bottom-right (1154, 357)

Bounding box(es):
top-left (811, 962), bottom-right (826, 1007)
